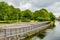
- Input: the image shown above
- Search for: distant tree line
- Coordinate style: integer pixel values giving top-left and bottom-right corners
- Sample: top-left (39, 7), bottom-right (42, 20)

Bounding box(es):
top-left (0, 2), bottom-right (56, 23)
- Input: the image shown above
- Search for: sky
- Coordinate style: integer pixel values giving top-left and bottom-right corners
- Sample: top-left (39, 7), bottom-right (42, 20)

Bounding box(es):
top-left (0, 0), bottom-right (60, 17)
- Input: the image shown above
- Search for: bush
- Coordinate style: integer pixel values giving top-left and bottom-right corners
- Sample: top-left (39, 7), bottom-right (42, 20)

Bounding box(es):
top-left (37, 17), bottom-right (50, 21)
top-left (21, 18), bottom-right (30, 22)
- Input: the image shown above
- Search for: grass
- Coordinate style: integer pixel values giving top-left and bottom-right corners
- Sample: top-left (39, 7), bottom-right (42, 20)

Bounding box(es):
top-left (0, 20), bottom-right (38, 24)
top-left (0, 20), bottom-right (21, 24)
top-left (30, 20), bottom-right (38, 22)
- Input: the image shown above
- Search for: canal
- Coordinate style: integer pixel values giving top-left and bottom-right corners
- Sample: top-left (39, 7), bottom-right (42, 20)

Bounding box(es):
top-left (25, 21), bottom-right (60, 40)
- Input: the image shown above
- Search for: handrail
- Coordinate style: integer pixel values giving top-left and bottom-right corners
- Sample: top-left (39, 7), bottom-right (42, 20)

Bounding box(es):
top-left (0, 22), bottom-right (50, 39)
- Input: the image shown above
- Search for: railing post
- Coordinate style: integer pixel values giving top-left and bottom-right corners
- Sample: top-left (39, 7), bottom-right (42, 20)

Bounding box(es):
top-left (4, 29), bottom-right (7, 40)
top-left (8, 37), bottom-right (11, 40)
top-left (23, 28), bottom-right (25, 32)
top-left (10, 29), bottom-right (12, 36)
top-left (14, 35), bottom-right (18, 40)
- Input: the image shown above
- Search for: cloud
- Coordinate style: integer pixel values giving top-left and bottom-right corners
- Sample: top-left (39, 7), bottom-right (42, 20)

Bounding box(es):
top-left (0, 0), bottom-right (60, 17)
top-left (0, 0), bottom-right (58, 9)
top-left (46, 2), bottom-right (60, 17)
top-left (19, 3), bottom-right (32, 10)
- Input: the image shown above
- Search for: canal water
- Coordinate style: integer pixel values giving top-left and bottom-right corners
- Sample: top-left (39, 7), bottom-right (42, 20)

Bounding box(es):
top-left (26, 21), bottom-right (60, 40)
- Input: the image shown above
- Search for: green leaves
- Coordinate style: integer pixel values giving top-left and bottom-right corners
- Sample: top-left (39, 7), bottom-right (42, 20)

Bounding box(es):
top-left (0, 2), bottom-right (56, 23)
top-left (33, 8), bottom-right (51, 21)
top-left (49, 12), bottom-right (56, 21)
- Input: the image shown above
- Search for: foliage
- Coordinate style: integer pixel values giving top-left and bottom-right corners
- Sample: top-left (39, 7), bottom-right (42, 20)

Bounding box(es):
top-left (0, 2), bottom-right (56, 23)
top-left (33, 9), bottom-right (51, 21)
top-left (49, 12), bottom-right (56, 21)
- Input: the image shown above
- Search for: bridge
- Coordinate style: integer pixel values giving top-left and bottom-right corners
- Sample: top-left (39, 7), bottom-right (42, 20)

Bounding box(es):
top-left (0, 21), bottom-right (50, 40)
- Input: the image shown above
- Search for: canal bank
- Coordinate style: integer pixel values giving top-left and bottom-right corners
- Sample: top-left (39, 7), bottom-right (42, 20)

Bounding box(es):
top-left (24, 21), bottom-right (55, 40)
top-left (25, 21), bottom-right (60, 40)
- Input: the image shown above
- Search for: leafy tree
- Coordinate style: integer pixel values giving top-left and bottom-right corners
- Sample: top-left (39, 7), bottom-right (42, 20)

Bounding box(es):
top-left (0, 2), bottom-right (56, 23)
top-left (49, 12), bottom-right (56, 21)
top-left (33, 8), bottom-right (50, 21)
top-left (22, 9), bottom-right (33, 19)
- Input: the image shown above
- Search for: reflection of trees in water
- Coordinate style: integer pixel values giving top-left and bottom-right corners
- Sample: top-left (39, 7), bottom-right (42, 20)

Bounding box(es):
top-left (48, 24), bottom-right (55, 29)
top-left (59, 22), bottom-right (60, 24)
top-left (37, 31), bottom-right (46, 39)
top-left (37, 23), bottom-right (55, 39)
top-left (24, 22), bottom-right (55, 40)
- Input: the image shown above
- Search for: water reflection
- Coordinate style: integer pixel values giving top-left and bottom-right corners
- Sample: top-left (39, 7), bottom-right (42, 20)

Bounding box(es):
top-left (25, 21), bottom-right (60, 40)
top-left (31, 37), bottom-right (41, 40)
top-left (43, 21), bottom-right (60, 40)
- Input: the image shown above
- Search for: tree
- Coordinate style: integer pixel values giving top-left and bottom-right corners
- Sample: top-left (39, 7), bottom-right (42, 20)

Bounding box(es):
top-left (22, 9), bottom-right (33, 19)
top-left (0, 2), bottom-right (56, 23)
top-left (49, 12), bottom-right (56, 21)
top-left (33, 8), bottom-right (50, 21)
top-left (0, 2), bottom-right (8, 20)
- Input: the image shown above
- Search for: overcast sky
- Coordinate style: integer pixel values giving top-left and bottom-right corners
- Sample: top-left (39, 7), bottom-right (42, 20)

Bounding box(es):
top-left (0, 0), bottom-right (60, 17)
